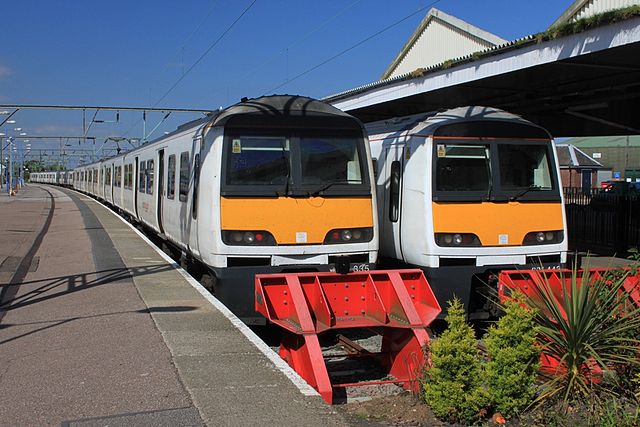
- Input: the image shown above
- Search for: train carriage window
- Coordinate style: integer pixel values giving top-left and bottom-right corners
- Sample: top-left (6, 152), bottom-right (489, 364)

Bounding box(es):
top-left (124, 164), bottom-right (130, 189)
top-left (115, 166), bottom-right (121, 188)
top-left (147, 160), bottom-right (154, 195)
top-left (167, 154), bottom-right (176, 199)
top-left (179, 151), bottom-right (190, 202)
top-left (139, 161), bottom-right (146, 193)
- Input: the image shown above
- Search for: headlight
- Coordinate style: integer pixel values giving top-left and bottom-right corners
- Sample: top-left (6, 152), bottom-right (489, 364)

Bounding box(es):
top-left (222, 230), bottom-right (276, 246)
top-left (523, 230), bottom-right (563, 245)
top-left (324, 227), bottom-right (373, 244)
top-left (435, 233), bottom-right (481, 247)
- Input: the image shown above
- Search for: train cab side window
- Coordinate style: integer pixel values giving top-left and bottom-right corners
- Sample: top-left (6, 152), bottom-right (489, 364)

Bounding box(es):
top-left (147, 160), bottom-right (154, 195)
top-left (179, 151), bottom-right (190, 202)
top-left (139, 161), bottom-right (146, 193)
top-left (167, 154), bottom-right (176, 199)
top-left (192, 153), bottom-right (200, 219)
top-left (390, 161), bottom-right (401, 222)
top-left (372, 159), bottom-right (378, 181)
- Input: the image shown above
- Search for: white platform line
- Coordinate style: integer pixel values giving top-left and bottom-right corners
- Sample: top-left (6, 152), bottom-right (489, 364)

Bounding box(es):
top-left (88, 192), bottom-right (319, 397)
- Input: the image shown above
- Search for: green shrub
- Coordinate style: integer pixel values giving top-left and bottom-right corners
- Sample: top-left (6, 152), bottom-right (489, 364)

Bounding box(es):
top-left (423, 298), bottom-right (489, 424)
top-left (484, 295), bottom-right (540, 418)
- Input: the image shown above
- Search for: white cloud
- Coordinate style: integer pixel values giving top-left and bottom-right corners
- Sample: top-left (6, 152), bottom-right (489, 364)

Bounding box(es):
top-left (0, 65), bottom-right (13, 79)
top-left (33, 124), bottom-right (79, 135)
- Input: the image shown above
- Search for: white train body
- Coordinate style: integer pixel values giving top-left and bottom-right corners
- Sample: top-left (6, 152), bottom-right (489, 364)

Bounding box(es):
top-left (42, 96), bottom-right (379, 322)
top-left (366, 107), bottom-right (567, 316)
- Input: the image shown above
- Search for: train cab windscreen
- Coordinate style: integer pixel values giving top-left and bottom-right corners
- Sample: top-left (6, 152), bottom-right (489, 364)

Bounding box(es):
top-left (435, 144), bottom-right (490, 193)
top-left (222, 132), bottom-right (370, 197)
top-left (433, 140), bottom-right (559, 202)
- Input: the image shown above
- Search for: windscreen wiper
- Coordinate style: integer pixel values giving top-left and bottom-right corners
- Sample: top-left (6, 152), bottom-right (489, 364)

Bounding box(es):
top-left (308, 180), bottom-right (360, 197)
top-left (509, 185), bottom-right (541, 201)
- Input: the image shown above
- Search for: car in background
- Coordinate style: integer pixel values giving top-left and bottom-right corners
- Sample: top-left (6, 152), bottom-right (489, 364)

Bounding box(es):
top-left (600, 180), bottom-right (640, 195)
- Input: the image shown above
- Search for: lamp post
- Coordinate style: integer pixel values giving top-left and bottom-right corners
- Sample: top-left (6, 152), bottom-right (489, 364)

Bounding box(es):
top-left (7, 126), bottom-right (26, 194)
top-left (22, 142), bottom-right (31, 186)
top-left (0, 131), bottom-right (4, 188)
top-left (2, 118), bottom-right (16, 194)
top-left (8, 135), bottom-right (14, 194)
top-left (10, 127), bottom-right (22, 193)
top-left (0, 111), bottom-right (7, 187)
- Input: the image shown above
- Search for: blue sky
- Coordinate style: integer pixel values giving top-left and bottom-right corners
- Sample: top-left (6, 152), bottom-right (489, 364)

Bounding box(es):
top-left (1, 0), bottom-right (575, 166)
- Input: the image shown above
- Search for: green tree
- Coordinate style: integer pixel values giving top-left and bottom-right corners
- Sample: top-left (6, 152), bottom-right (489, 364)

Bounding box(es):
top-left (423, 298), bottom-right (489, 424)
top-left (484, 295), bottom-right (540, 418)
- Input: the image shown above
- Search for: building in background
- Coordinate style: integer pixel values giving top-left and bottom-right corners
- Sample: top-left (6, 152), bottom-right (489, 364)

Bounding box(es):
top-left (380, 8), bottom-right (506, 80)
top-left (563, 135), bottom-right (640, 182)
top-left (553, 1), bottom-right (640, 186)
top-left (556, 144), bottom-right (606, 190)
top-left (552, 0), bottom-right (639, 25)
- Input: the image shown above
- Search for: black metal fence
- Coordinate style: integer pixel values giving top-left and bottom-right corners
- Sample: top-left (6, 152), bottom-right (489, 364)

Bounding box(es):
top-left (563, 188), bottom-right (640, 256)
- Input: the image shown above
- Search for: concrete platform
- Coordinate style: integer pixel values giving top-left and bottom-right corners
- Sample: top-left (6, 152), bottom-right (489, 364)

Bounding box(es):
top-left (0, 185), bottom-right (346, 427)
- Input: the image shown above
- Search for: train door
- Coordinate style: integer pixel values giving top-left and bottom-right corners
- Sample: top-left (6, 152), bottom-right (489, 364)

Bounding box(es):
top-left (134, 157), bottom-right (140, 218)
top-left (381, 146), bottom-right (405, 261)
top-left (110, 165), bottom-right (114, 202)
top-left (188, 135), bottom-right (203, 256)
top-left (102, 166), bottom-right (107, 197)
top-left (157, 149), bottom-right (165, 234)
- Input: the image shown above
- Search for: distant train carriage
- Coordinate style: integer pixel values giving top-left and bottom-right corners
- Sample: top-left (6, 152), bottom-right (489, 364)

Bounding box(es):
top-left (366, 106), bottom-right (567, 318)
top-left (72, 95), bottom-right (378, 323)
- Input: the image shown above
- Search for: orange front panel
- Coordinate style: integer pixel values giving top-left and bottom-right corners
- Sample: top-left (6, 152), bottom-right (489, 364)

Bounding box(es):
top-left (221, 197), bottom-right (373, 245)
top-left (432, 202), bottom-right (564, 246)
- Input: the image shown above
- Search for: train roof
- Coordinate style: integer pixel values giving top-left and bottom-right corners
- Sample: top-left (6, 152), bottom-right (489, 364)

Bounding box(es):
top-left (365, 106), bottom-right (551, 139)
top-left (76, 95), bottom-right (363, 169)
top-left (213, 95), bottom-right (363, 130)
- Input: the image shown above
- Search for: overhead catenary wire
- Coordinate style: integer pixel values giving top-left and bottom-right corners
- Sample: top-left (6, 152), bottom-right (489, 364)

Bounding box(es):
top-left (152, 0), bottom-right (258, 108)
top-left (262, 0), bottom-right (443, 95)
top-left (236, 0), bottom-right (363, 85)
top-left (171, 0), bottom-right (220, 75)
top-left (121, 0), bottom-right (257, 139)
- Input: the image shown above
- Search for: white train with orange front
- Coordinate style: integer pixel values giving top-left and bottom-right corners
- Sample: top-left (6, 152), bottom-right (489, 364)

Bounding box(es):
top-left (71, 95), bottom-right (378, 323)
top-left (366, 106), bottom-right (567, 318)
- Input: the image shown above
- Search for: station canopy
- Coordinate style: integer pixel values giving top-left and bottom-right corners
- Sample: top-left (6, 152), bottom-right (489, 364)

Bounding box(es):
top-left (325, 12), bottom-right (640, 138)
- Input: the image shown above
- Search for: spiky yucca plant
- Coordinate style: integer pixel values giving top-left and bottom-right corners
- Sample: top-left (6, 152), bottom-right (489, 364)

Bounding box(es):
top-left (525, 265), bottom-right (640, 405)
